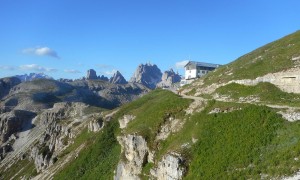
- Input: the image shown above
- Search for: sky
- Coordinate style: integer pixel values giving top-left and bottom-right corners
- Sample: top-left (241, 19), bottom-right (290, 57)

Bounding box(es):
top-left (0, 0), bottom-right (300, 80)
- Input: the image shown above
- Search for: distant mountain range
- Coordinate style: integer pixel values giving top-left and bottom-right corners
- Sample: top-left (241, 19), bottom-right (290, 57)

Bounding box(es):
top-left (12, 63), bottom-right (182, 89)
top-left (14, 73), bottom-right (53, 82)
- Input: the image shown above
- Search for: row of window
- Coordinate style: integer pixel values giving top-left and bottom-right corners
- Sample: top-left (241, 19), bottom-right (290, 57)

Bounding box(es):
top-left (187, 70), bottom-right (207, 74)
top-left (186, 66), bottom-right (216, 71)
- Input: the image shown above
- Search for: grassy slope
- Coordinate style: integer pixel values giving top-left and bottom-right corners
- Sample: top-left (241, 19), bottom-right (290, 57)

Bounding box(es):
top-left (55, 90), bottom-right (300, 179)
top-left (216, 82), bottom-right (300, 106)
top-left (54, 120), bottom-right (121, 180)
top-left (113, 89), bottom-right (300, 178)
top-left (202, 30), bottom-right (300, 85)
top-left (0, 159), bottom-right (37, 179)
top-left (7, 88), bottom-right (300, 179)
top-left (122, 89), bottom-right (192, 149)
top-left (54, 90), bottom-right (192, 179)
top-left (178, 101), bottom-right (300, 179)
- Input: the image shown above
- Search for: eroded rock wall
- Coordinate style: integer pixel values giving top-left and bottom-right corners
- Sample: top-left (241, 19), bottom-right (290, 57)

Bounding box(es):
top-left (115, 134), bottom-right (150, 180)
top-left (30, 102), bottom-right (87, 172)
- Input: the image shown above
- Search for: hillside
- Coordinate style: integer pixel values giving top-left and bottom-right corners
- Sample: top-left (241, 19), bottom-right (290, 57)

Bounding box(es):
top-left (2, 30), bottom-right (300, 179)
top-left (204, 30), bottom-right (300, 85)
top-left (10, 89), bottom-right (300, 179)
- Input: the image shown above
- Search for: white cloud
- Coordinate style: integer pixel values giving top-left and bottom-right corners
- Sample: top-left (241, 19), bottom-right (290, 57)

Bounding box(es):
top-left (64, 69), bottom-right (81, 73)
top-left (175, 60), bottom-right (189, 69)
top-left (22, 47), bottom-right (60, 59)
top-left (0, 65), bottom-right (16, 71)
top-left (19, 64), bottom-right (57, 72)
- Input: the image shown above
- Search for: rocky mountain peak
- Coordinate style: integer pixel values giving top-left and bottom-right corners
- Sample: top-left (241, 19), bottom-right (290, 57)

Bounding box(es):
top-left (98, 75), bottom-right (109, 81)
top-left (157, 68), bottom-right (181, 88)
top-left (86, 69), bottom-right (97, 80)
top-left (129, 63), bottom-right (162, 89)
top-left (109, 71), bottom-right (127, 84)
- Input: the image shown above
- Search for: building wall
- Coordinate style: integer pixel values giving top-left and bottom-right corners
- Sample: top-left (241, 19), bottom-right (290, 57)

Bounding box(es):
top-left (185, 63), bottom-right (217, 80)
top-left (185, 69), bottom-right (197, 80)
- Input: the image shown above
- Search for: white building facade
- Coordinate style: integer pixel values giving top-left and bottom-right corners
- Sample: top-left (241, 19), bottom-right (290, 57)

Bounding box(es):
top-left (184, 61), bottom-right (220, 80)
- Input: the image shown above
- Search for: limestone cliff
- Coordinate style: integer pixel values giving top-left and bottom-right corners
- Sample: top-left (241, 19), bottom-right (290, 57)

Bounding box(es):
top-left (115, 134), bottom-right (151, 180)
top-left (129, 63), bottom-right (162, 89)
top-left (157, 69), bottom-right (181, 88)
top-left (30, 102), bottom-right (88, 172)
top-left (151, 153), bottom-right (186, 180)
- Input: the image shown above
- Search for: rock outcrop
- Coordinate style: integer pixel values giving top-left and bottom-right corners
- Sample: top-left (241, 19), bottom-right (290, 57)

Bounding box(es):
top-left (156, 117), bottom-right (183, 141)
top-left (88, 116), bottom-right (104, 132)
top-left (151, 153), bottom-right (186, 180)
top-left (0, 110), bottom-right (36, 144)
top-left (110, 71), bottom-right (127, 84)
top-left (279, 111), bottom-right (300, 122)
top-left (157, 69), bottom-right (181, 88)
top-left (129, 63), bottom-right (162, 89)
top-left (0, 77), bottom-right (21, 99)
top-left (115, 135), bottom-right (150, 180)
top-left (86, 69), bottom-right (98, 80)
top-left (30, 102), bottom-right (88, 172)
top-left (119, 115), bottom-right (136, 129)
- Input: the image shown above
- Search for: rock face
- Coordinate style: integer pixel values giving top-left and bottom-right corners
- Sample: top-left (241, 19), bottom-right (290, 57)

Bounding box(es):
top-left (119, 115), bottom-right (136, 129)
top-left (115, 135), bottom-right (150, 180)
top-left (279, 111), bottom-right (300, 122)
top-left (86, 69), bottom-right (98, 80)
top-left (15, 73), bottom-right (53, 82)
top-left (129, 63), bottom-right (162, 89)
top-left (88, 116), bottom-right (104, 132)
top-left (30, 102), bottom-right (88, 172)
top-left (151, 153), bottom-right (186, 180)
top-left (0, 77), bottom-right (21, 99)
top-left (0, 110), bottom-right (36, 144)
top-left (157, 69), bottom-right (181, 88)
top-left (156, 117), bottom-right (183, 141)
top-left (110, 71), bottom-right (127, 84)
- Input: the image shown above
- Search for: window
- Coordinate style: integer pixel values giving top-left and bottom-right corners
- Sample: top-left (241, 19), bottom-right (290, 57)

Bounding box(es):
top-left (202, 70), bottom-right (206, 74)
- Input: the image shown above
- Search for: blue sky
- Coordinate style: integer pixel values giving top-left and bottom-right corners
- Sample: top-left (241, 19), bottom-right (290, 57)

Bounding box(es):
top-left (0, 0), bottom-right (300, 80)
